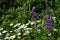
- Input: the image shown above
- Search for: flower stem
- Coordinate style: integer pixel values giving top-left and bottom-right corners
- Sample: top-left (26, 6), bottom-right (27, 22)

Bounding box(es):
top-left (45, 0), bottom-right (52, 40)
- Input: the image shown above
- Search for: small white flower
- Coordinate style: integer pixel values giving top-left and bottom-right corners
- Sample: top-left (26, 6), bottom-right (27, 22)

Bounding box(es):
top-left (14, 29), bottom-right (20, 33)
top-left (26, 20), bottom-right (31, 26)
top-left (17, 33), bottom-right (21, 35)
top-left (10, 31), bottom-right (13, 33)
top-left (0, 32), bottom-right (2, 36)
top-left (18, 24), bottom-right (27, 29)
top-left (37, 29), bottom-right (40, 33)
top-left (53, 29), bottom-right (58, 31)
top-left (59, 21), bottom-right (60, 23)
top-left (37, 20), bottom-right (40, 22)
top-left (23, 31), bottom-right (30, 35)
top-left (6, 33), bottom-right (10, 36)
top-left (10, 23), bottom-right (13, 26)
top-left (0, 28), bottom-right (3, 31)
top-left (2, 30), bottom-right (7, 33)
top-left (13, 23), bottom-right (21, 28)
top-left (4, 37), bottom-right (9, 39)
top-left (14, 30), bottom-right (17, 32)
top-left (24, 28), bottom-right (32, 30)
top-left (52, 17), bottom-right (56, 19)
top-left (30, 22), bottom-right (35, 25)
top-left (52, 17), bottom-right (56, 20)
top-left (10, 35), bottom-right (16, 39)
top-left (48, 33), bottom-right (51, 36)
top-left (17, 36), bottom-right (21, 39)
top-left (0, 39), bottom-right (2, 40)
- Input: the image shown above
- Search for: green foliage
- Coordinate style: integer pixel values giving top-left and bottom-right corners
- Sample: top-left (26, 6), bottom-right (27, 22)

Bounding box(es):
top-left (0, 0), bottom-right (60, 40)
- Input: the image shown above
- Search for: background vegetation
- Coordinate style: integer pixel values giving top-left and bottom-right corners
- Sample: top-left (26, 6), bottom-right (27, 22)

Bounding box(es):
top-left (0, 0), bottom-right (60, 40)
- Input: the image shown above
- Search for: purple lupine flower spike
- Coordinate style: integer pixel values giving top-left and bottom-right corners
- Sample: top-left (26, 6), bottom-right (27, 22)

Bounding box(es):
top-left (46, 15), bottom-right (52, 40)
top-left (45, 0), bottom-right (52, 40)
top-left (32, 7), bottom-right (39, 33)
top-left (46, 15), bottom-right (52, 33)
top-left (32, 7), bottom-right (39, 20)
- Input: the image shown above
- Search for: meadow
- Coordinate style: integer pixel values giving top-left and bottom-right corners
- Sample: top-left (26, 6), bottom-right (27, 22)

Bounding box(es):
top-left (0, 0), bottom-right (60, 40)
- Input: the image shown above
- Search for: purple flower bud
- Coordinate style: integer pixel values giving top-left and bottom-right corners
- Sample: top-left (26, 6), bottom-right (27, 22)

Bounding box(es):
top-left (32, 7), bottom-right (36, 12)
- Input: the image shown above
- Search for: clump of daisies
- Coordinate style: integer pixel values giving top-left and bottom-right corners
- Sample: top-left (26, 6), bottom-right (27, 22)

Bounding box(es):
top-left (0, 20), bottom-right (40, 40)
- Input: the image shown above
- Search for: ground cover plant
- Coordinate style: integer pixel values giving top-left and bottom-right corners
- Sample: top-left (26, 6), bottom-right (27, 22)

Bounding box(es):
top-left (0, 0), bottom-right (60, 40)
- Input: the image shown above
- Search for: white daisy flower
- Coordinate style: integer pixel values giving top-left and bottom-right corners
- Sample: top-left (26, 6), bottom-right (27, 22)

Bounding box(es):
top-left (24, 28), bottom-right (32, 30)
top-left (52, 17), bottom-right (56, 20)
top-left (30, 22), bottom-right (35, 25)
top-left (53, 29), bottom-right (58, 31)
top-left (6, 33), bottom-right (10, 36)
top-left (0, 28), bottom-right (3, 31)
top-left (48, 33), bottom-right (51, 36)
top-left (2, 30), bottom-right (7, 33)
top-left (0, 32), bottom-right (2, 36)
top-left (17, 33), bottom-right (21, 35)
top-left (37, 20), bottom-right (40, 22)
top-left (4, 37), bottom-right (9, 40)
top-left (10, 35), bottom-right (16, 39)
top-left (18, 24), bottom-right (27, 29)
top-left (37, 29), bottom-right (40, 33)
top-left (23, 31), bottom-right (30, 35)
top-left (26, 20), bottom-right (31, 26)
top-left (13, 23), bottom-right (21, 28)
top-left (9, 23), bottom-right (13, 26)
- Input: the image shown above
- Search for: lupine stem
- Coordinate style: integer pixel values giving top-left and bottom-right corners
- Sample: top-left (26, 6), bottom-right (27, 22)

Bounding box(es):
top-left (52, 0), bottom-right (55, 17)
top-left (41, 20), bottom-right (44, 29)
top-left (32, 7), bottom-right (38, 31)
top-left (52, 9), bottom-right (55, 17)
top-left (34, 20), bottom-right (38, 33)
top-left (45, 0), bottom-right (52, 40)
top-left (32, 7), bottom-right (39, 40)
top-left (29, 4), bottom-right (31, 12)
top-left (46, 0), bottom-right (49, 15)
top-left (12, 7), bottom-right (15, 11)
